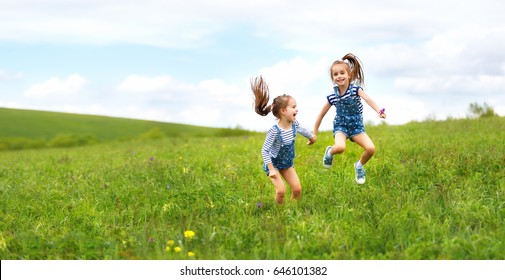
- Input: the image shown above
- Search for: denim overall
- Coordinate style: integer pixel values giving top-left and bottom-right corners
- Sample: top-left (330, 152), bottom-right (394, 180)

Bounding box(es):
top-left (263, 124), bottom-right (297, 175)
top-left (333, 85), bottom-right (365, 138)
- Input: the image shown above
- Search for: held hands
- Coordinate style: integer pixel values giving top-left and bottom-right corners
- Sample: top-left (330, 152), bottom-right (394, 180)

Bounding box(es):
top-left (307, 134), bottom-right (317, 145)
top-left (378, 108), bottom-right (387, 119)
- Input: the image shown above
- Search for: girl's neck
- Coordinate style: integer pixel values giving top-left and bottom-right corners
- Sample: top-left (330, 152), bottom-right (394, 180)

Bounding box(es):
top-left (277, 118), bottom-right (292, 130)
top-left (337, 83), bottom-right (349, 95)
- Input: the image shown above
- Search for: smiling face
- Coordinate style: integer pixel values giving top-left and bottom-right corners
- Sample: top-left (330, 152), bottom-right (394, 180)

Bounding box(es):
top-left (331, 63), bottom-right (351, 87)
top-left (280, 97), bottom-right (298, 123)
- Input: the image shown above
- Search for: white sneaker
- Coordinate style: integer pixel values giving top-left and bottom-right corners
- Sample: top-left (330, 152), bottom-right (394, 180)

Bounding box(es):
top-left (323, 146), bottom-right (333, 168)
top-left (354, 163), bottom-right (366, 184)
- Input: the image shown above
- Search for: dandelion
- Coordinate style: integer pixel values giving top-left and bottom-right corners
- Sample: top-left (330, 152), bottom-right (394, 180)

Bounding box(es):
top-left (166, 240), bottom-right (175, 246)
top-left (187, 251), bottom-right (195, 257)
top-left (165, 246), bottom-right (171, 252)
top-left (174, 246), bottom-right (181, 253)
top-left (184, 230), bottom-right (195, 240)
top-left (163, 204), bottom-right (170, 212)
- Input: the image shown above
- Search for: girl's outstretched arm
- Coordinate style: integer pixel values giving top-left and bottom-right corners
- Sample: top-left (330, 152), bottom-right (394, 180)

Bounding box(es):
top-left (313, 102), bottom-right (331, 136)
top-left (358, 88), bottom-right (386, 119)
top-left (294, 120), bottom-right (317, 145)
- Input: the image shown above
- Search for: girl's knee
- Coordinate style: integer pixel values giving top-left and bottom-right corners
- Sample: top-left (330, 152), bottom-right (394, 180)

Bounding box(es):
top-left (292, 186), bottom-right (302, 197)
top-left (366, 145), bottom-right (376, 155)
top-left (332, 144), bottom-right (345, 154)
top-left (276, 188), bottom-right (286, 198)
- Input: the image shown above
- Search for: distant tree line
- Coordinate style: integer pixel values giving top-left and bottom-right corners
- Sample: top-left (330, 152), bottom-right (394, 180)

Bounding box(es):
top-left (467, 102), bottom-right (498, 118)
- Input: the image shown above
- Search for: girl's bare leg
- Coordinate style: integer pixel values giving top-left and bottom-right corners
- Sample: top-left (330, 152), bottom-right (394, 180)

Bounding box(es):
top-left (269, 173), bottom-right (286, 204)
top-left (330, 132), bottom-right (347, 155)
top-left (351, 133), bottom-right (376, 165)
top-left (280, 167), bottom-right (302, 201)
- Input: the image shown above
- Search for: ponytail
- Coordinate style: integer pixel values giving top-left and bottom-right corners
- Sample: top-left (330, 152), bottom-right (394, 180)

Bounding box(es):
top-left (330, 53), bottom-right (365, 85)
top-left (342, 53), bottom-right (364, 85)
top-left (251, 76), bottom-right (272, 116)
top-left (251, 76), bottom-right (292, 118)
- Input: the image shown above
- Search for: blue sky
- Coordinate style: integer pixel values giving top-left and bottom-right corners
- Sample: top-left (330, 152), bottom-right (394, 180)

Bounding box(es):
top-left (1, 0), bottom-right (504, 131)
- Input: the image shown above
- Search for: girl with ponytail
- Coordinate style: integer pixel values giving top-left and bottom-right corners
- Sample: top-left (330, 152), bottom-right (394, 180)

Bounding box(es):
top-left (313, 53), bottom-right (386, 184)
top-left (251, 76), bottom-right (317, 204)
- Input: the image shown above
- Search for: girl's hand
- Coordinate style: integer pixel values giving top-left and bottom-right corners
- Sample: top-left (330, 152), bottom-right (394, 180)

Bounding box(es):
top-left (268, 169), bottom-right (279, 179)
top-left (378, 108), bottom-right (386, 119)
top-left (307, 135), bottom-right (317, 145)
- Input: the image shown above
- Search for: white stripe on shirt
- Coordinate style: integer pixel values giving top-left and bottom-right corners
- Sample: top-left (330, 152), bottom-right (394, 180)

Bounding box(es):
top-left (261, 120), bottom-right (313, 166)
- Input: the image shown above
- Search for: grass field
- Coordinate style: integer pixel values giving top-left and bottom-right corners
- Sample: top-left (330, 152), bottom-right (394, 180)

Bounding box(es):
top-left (0, 108), bottom-right (250, 150)
top-left (0, 113), bottom-right (504, 259)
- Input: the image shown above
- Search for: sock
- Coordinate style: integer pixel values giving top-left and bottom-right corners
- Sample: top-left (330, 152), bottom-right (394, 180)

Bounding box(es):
top-left (355, 160), bottom-right (364, 169)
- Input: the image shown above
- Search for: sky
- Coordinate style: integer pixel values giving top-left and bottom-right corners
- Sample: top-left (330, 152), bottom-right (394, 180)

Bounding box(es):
top-left (1, 0), bottom-right (504, 132)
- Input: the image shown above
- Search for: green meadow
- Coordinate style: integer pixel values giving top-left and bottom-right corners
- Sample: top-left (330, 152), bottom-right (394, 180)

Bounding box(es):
top-left (0, 108), bottom-right (248, 150)
top-left (0, 109), bottom-right (504, 259)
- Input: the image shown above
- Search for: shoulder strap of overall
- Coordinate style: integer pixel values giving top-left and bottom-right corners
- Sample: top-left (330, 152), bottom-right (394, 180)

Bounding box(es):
top-left (350, 84), bottom-right (361, 95)
top-left (274, 125), bottom-right (283, 143)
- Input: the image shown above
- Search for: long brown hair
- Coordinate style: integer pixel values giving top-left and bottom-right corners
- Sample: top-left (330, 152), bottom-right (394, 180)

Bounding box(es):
top-left (330, 53), bottom-right (365, 85)
top-left (251, 76), bottom-right (291, 118)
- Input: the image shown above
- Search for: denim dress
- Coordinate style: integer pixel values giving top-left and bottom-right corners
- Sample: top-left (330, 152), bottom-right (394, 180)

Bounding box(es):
top-left (263, 124), bottom-right (297, 175)
top-left (331, 85), bottom-right (365, 138)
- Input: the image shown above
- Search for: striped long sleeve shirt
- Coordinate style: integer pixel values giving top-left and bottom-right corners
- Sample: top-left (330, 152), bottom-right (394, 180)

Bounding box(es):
top-left (261, 120), bottom-right (313, 166)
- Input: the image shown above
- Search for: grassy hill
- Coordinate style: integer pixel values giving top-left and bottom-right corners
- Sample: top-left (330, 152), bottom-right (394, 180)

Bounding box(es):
top-left (0, 108), bottom-right (251, 150)
top-left (0, 115), bottom-right (504, 259)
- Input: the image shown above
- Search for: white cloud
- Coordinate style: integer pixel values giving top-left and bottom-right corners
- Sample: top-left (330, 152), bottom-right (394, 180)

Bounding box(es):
top-left (257, 57), bottom-right (328, 94)
top-left (0, 70), bottom-right (23, 80)
top-left (113, 74), bottom-right (249, 126)
top-left (116, 75), bottom-right (175, 93)
top-left (24, 74), bottom-right (88, 98)
top-left (395, 75), bottom-right (505, 96)
top-left (0, 0), bottom-right (488, 48)
top-left (0, 0), bottom-right (225, 47)
top-left (2, 0), bottom-right (505, 130)
top-left (179, 105), bottom-right (221, 127)
top-left (198, 79), bottom-right (239, 97)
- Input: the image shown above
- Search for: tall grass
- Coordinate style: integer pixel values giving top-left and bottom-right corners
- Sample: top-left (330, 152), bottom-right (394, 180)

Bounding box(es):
top-left (0, 117), bottom-right (504, 259)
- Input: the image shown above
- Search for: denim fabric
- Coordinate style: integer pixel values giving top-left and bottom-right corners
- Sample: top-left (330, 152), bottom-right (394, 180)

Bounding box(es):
top-left (263, 124), bottom-right (296, 175)
top-left (333, 114), bottom-right (365, 138)
top-left (332, 88), bottom-right (365, 139)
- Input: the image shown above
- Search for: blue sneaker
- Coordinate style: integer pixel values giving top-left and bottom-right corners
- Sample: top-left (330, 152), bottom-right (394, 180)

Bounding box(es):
top-left (354, 163), bottom-right (366, 184)
top-left (323, 146), bottom-right (333, 168)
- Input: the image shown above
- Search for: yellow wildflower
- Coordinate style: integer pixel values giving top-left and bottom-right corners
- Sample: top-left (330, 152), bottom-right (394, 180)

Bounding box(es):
top-left (166, 240), bottom-right (175, 246)
top-left (174, 246), bottom-right (181, 253)
top-left (187, 251), bottom-right (195, 257)
top-left (184, 230), bottom-right (195, 240)
top-left (163, 204), bottom-right (170, 212)
top-left (164, 246), bottom-right (170, 252)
